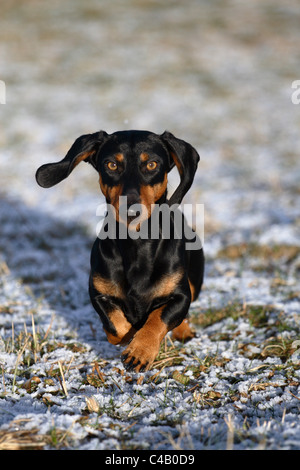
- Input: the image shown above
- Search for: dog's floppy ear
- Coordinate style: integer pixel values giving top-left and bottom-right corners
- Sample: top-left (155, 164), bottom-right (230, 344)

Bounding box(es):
top-left (36, 130), bottom-right (108, 188)
top-left (160, 131), bottom-right (200, 205)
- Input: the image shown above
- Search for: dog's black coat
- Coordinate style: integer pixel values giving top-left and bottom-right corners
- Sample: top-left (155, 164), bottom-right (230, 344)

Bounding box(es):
top-left (36, 130), bottom-right (204, 372)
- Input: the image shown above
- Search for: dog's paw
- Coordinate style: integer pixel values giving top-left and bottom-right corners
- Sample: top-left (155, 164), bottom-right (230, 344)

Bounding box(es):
top-left (171, 319), bottom-right (196, 343)
top-left (121, 337), bottom-right (159, 373)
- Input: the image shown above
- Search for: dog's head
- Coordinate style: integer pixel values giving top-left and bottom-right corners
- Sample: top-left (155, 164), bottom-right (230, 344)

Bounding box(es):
top-left (36, 130), bottom-right (200, 224)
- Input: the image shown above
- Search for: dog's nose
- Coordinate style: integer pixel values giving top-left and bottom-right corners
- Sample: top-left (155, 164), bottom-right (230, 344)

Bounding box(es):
top-left (119, 189), bottom-right (141, 221)
top-left (124, 189), bottom-right (141, 208)
top-left (123, 189), bottom-right (141, 211)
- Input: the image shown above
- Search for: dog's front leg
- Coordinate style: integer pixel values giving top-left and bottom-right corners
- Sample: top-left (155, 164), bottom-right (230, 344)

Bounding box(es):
top-left (89, 289), bottom-right (136, 346)
top-left (121, 293), bottom-right (190, 372)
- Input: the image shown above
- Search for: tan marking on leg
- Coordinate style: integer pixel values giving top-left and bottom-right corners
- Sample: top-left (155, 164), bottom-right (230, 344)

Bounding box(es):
top-left (92, 274), bottom-right (124, 299)
top-left (104, 309), bottom-right (136, 345)
top-left (153, 269), bottom-right (183, 298)
top-left (121, 306), bottom-right (168, 372)
top-left (172, 318), bottom-right (195, 342)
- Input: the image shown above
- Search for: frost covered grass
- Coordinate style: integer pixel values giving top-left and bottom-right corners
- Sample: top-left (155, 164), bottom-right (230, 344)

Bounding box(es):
top-left (0, 206), bottom-right (299, 450)
top-left (1, 0), bottom-right (300, 451)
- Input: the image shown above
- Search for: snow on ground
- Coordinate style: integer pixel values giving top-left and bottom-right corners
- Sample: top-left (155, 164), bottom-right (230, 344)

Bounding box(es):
top-left (0, 0), bottom-right (300, 450)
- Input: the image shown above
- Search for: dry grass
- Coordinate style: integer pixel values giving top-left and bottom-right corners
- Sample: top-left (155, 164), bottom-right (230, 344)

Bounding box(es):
top-left (152, 336), bottom-right (185, 370)
top-left (0, 420), bottom-right (73, 450)
top-left (218, 243), bottom-right (300, 263)
top-left (0, 428), bottom-right (46, 450)
top-left (1, 297), bottom-right (299, 449)
top-left (191, 302), bottom-right (274, 329)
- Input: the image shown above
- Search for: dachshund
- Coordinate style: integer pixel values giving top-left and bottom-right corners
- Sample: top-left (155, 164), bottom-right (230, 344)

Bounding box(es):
top-left (36, 130), bottom-right (204, 372)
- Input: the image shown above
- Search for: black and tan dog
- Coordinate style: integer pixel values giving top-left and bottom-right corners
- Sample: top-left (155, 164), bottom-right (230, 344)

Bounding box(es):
top-left (36, 130), bottom-right (204, 372)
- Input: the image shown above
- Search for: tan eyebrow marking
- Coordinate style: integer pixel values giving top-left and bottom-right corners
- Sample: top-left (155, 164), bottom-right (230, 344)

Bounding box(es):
top-left (140, 152), bottom-right (150, 162)
top-left (115, 153), bottom-right (124, 162)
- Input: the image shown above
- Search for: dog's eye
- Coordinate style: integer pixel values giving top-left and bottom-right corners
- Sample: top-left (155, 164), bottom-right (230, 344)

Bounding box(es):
top-left (146, 161), bottom-right (157, 171)
top-left (107, 161), bottom-right (118, 171)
